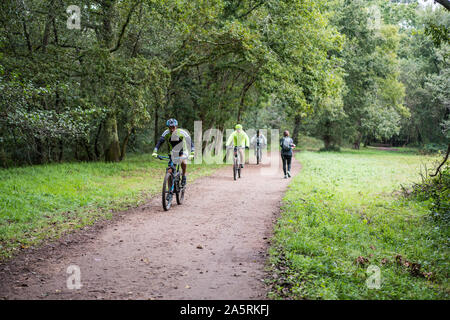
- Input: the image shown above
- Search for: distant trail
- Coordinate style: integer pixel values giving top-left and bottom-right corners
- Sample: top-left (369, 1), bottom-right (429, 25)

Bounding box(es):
top-left (0, 152), bottom-right (300, 300)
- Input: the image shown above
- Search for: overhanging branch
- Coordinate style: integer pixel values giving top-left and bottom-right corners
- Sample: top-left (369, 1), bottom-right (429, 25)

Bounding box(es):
top-left (109, 0), bottom-right (140, 53)
top-left (435, 0), bottom-right (450, 11)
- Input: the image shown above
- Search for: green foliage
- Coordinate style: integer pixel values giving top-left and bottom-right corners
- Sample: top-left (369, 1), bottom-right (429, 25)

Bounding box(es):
top-left (0, 0), bottom-right (448, 164)
top-left (425, 22), bottom-right (449, 47)
top-left (0, 0), bottom-right (346, 165)
top-left (421, 143), bottom-right (449, 154)
top-left (319, 145), bottom-right (341, 152)
top-left (396, 5), bottom-right (450, 146)
top-left (412, 165), bottom-right (450, 223)
top-left (267, 149), bottom-right (449, 299)
top-left (303, 0), bottom-right (409, 149)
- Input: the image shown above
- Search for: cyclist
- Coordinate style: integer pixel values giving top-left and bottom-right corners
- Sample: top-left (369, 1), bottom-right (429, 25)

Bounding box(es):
top-left (250, 129), bottom-right (267, 161)
top-left (226, 124), bottom-right (250, 168)
top-left (280, 130), bottom-right (295, 179)
top-left (152, 118), bottom-right (194, 186)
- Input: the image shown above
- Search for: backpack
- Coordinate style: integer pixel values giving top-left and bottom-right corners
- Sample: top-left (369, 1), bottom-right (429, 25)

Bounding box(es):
top-left (281, 138), bottom-right (291, 152)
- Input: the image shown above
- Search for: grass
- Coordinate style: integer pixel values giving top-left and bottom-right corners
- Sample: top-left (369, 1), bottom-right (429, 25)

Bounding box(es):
top-left (267, 148), bottom-right (449, 299)
top-left (0, 153), bottom-right (224, 260)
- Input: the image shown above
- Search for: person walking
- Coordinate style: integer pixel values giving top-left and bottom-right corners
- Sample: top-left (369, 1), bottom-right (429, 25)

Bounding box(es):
top-left (280, 130), bottom-right (295, 179)
top-left (250, 129), bottom-right (267, 164)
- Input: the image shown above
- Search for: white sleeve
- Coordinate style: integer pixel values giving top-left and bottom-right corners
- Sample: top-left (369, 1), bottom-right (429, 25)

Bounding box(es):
top-left (262, 135), bottom-right (267, 145)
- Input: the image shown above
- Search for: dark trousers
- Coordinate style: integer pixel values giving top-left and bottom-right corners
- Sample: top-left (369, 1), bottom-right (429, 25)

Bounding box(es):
top-left (281, 154), bottom-right (292, 175)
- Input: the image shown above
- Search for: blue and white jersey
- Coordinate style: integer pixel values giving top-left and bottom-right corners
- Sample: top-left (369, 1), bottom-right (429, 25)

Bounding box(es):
top-left (154, 128), bottom-right (194, 154)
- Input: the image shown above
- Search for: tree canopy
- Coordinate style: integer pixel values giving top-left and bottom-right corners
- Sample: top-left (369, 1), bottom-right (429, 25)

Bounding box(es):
top-left (0, 0), bottom-right (449, 166)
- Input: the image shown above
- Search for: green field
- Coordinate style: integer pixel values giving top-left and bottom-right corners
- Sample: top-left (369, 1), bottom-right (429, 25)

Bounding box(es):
top-left (267, 148), bottom-right (449, 299)
top-left (0, 154), bottom-right (223, 260)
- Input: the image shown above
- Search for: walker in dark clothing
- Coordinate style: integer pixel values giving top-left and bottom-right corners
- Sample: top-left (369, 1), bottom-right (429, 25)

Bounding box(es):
top-left (281, 154), bottom-right (292, 176)
top-left (280, 136), bottom-right (294, 177)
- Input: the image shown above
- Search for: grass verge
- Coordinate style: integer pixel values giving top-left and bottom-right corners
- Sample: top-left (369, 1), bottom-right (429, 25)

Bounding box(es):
top-left (0, 154), bottom-right (224, 261)
top-left (267, 148), bottom-right (449, 299)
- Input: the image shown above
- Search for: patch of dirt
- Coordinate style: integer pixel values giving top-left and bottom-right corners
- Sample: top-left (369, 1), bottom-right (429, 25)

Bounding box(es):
top-left (374, 147), bottom-right (399, 152)
top-left (0, 153), bottom-right (300, 300)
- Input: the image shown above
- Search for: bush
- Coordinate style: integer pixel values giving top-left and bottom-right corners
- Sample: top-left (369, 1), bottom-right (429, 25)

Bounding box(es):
top-left (319, 145), bottom-right (341, 152)
top-left (420, 143), bottom-right (448, 155)
top-left (412, 165), bottom-right (450, 223)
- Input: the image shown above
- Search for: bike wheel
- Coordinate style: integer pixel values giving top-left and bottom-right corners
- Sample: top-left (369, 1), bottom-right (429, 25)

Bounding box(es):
top-left (162, 172), bottom-right (174, 211)
top-left (238, 167), bottom-right (241, 178)
top-left (256, 150), bottom-right (260, 165)
top-left (233, 160), bottom-right (237, 181)
top-left (176, 180), bottom-right (185, 205)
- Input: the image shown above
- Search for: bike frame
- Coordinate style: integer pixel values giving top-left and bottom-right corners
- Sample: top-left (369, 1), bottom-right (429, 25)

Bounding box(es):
top-left (227, 146), bottom-right (244, 165)
top-left (157, 155), bottom-right (187, 192)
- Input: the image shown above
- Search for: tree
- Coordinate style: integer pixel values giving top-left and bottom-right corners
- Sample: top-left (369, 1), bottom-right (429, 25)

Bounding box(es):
top-left (319, 0), bottom-right (408, 149)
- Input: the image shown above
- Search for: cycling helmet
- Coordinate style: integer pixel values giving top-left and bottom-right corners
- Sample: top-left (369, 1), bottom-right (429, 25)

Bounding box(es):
top-left (235, 124), bottom-right (242, 130)
top-left (166, 118), bottom-right (178, 127)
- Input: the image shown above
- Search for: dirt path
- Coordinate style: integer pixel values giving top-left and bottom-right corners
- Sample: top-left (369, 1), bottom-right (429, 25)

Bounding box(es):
top-left (0, 152), bottom-right (300, 300)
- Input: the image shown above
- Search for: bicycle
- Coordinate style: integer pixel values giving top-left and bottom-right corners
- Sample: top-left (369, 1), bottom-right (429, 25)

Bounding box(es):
top-left (157, 154), bottom-right (187, 211)
top-left (227, 146), bottom-right (245, 180)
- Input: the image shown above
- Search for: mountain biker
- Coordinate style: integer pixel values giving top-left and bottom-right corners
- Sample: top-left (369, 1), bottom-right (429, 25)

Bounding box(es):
top-left (280, 130), bottom-right (296, 179)
top-left (152, 118), bottom-right (194, 186)
top-left (226, 124), bottom-right (250, 168)
top-left (250, 129), bottom-right (267, 159)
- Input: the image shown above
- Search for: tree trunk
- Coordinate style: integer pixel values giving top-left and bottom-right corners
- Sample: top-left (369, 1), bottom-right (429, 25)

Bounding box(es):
top-left (353, 133), bottom-right (362, 150)
top-left (237, 78), bottom-right (255, 122)
top-left (0, 145), bottom-right (7, 168)
top-left (154, 107), bottom-right (159, 146)
top-left (84, 139), bottom-right (93, 161)
top-left (41, 0), bottom-right (56, 53)
top-left (94, 122), bottom-right (103, 160)
top-left (292, 114), bottom-right (302, 146)
top-left (101, 0), bottom-right (115, 47)
top-left (104, 114), bottom-right (121, 162)
top-left (120, 129), bottom-right (132, 161)
top-left (34, 137), bottom-right (44, 164)
top-left (353, 120), bottom-right (362, 149)
top-left (58, 139), bottom-right (64, 162)
top-left (322, 120), bottom-right (332, 150)
top-left (323, 135), bottom-right (331, 150)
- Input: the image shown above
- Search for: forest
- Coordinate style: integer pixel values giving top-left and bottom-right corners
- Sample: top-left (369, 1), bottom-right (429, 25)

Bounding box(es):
top-left (0, 0), bottom-right (448, 166)
top-left (0, 0), bottom-right (449, 301)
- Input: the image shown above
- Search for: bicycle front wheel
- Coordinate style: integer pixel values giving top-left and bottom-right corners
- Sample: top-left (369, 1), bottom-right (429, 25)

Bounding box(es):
top-left (176, 180), bottom-right (185, 205)
top-left (162, 172), bottom-right (174, 211)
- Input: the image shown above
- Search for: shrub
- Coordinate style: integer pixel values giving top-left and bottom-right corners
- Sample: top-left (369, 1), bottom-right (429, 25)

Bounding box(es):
top-left (412, 165), bottom-right (450, 223)
top-left (420, 143), bottom-right (448, 155)
top-left (319, 145), bottom-right (341, 152)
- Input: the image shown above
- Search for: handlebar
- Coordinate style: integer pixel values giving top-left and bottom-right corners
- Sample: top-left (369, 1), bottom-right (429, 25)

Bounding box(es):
top-left (157, 155), bottom-right (188, 161)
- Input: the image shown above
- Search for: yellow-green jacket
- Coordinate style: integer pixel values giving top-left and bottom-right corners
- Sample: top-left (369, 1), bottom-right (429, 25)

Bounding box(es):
top-left (226, 130), bottom-right (250, 147)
